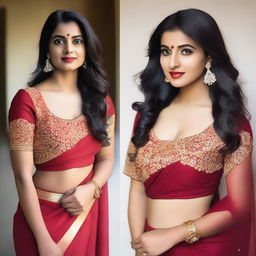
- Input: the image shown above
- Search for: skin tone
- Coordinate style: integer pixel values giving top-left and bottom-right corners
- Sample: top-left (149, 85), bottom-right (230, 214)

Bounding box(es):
top-left (11, 22), bottom-right (115, 256)
top-left (128, 29), bottom-right (251, 256)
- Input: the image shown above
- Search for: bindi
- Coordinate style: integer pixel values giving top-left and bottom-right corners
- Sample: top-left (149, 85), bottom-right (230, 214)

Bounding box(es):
top-left (171, 45), bottom-right (174, 49)
top-left (67, 33), bottom-right (70, 36)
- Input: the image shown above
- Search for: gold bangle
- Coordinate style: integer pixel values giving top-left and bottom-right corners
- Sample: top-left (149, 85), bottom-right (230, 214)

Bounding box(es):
top-left (87, 179), bottom-right (102, 199)
top-left (183, 220), bottom-right (201, 244)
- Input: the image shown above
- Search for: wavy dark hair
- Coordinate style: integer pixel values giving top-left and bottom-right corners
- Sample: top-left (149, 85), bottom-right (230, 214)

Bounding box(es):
top-left (28, 10), bottom-right (110, 145)
top-left (132, 8), bottom-right (250, 153)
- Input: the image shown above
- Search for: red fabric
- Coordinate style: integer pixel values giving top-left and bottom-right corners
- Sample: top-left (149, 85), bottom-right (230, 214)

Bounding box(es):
top-left (8, 88), bottom-right (115, 171)
top-left (144, 162), bottom-right (222, 199)
top-left (8, 89), bottom-right (36, 124)
top-left (144, 218), bottom-right (237, 256)
top-left (13, 171), bottom-right (109, 256)
top-left (105, 95), bottom-right (115, 117)
top-left (36, 135), bottom-right (101, 171)
top-left (132, 112), bottom-right (256, 255)
top-left (9, 88), bottom-right (114, 255)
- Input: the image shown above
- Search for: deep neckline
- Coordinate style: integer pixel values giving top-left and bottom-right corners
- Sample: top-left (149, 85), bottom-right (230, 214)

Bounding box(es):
top-left (29, 87), bottom-right (84, 122)
top-left (150, 123), bottom-right (214, 143)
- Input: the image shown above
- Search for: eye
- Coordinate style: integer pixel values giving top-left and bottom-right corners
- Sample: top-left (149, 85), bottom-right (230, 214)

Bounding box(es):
top-left (53, 39), bottom-right (64, 45)
top-left (181, 48), bottom-right (193, 55)
top-left (160, 48), bottom-right (172, 56)
top-left (73, 39), bottom-right (84, 44)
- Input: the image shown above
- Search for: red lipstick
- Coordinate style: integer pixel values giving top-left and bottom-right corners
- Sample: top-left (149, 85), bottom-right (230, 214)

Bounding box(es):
top-left (62, 57), bottom-right (76, 63)
top-left (170, 72), bottom-right (185, 79)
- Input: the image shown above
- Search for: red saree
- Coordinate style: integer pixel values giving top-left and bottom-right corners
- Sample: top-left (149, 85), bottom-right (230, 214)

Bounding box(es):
top-left (9, 87), bottom-right (115, 256)
top-left (124, 113), bottom-right (256, 256)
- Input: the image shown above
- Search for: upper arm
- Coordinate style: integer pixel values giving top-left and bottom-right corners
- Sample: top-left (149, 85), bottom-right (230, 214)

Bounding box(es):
top-left (129, 178), bottom-right (146, 195)
top-left (8, 89), bottom-right (36, 178)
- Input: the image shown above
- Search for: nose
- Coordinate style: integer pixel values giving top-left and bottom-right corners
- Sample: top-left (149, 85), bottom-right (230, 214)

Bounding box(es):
top-left (169, 52), bottom-right (180, 69)
top-left (63, 40), bottom-right (74, 55)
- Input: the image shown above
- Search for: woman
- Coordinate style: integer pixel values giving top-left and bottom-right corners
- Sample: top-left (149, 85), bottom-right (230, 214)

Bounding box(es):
top-left (9, 10), bottom-right (115, 256)
top-left (123, 9), bottom-right (255, 256)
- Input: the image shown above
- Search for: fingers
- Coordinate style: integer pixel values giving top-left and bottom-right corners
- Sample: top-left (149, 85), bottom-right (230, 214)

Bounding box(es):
top-left (60, 193), bottom-right (83, 207)
top-left (61, 201), bottom-right (84, 213)
top-left (62, 187), bottom-right (76, 197)
top-left (61, 201), bottom-right (77, 209)
top-left (67, 208), bottom-right (83, 216)
top-left (131, 239), bottom-right (142, 250)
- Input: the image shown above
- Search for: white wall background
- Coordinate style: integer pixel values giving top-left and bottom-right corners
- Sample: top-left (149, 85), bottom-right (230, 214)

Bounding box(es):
top-left (120, 0), bottom-right (256, 255)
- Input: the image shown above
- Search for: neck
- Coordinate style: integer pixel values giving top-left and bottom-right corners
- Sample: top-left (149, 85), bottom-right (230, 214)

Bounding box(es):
top-left (49, 69), bottom-right (79, 93)
top-left (174, 77), bottom-right (211, 106)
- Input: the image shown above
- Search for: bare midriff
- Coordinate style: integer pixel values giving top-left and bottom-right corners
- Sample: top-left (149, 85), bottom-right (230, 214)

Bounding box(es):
top-left (146, 194), bottom-right (214, 229)
top-left (33, 164), bottom-right (93, 193)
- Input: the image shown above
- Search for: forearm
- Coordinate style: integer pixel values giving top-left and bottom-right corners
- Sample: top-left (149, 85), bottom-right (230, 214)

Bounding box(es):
top-left (15, 175), bottom-right (52, 244)
top-left (91, 158), bottom-right (114, 188)
top-left (171, 210), bottom-right (233, 245)
top-left (128, 185), bottom-right (147, 240)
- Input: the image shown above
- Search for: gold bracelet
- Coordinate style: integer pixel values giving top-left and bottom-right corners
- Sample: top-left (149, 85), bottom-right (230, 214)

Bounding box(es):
top-left (183, 220), bottom-right (201, 244)
top-left (87, 179), bottom-right (102, 199)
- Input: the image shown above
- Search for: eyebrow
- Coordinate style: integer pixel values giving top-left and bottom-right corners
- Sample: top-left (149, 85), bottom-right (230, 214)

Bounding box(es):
top-left (51, 35), bottom-right (83, 39)
top-left (160, 44), bottom-right (196, 49)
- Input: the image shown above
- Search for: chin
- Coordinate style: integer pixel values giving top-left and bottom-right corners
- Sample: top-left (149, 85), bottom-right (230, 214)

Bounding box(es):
top-left (57, 66), bottom-right (79, 72)
top-left (169, 82), bottom-right (188, 88)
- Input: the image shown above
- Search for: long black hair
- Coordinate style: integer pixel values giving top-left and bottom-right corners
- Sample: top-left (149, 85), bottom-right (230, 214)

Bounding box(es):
top-left (28, 10), bottom-right (110, 146)
top-left (132, 8), bottom-right (250, 153)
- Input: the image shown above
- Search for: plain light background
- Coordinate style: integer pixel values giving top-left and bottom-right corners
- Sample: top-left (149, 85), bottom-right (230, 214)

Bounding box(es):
top-left (120, 0), bottom-right (256, 255)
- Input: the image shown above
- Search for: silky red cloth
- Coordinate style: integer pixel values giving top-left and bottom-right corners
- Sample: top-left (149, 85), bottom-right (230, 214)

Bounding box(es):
top-left (13, 171), bottom-right (109, 256)
top-left (126, 112), bottom-right (256, 255)
top-left (9, 87), bottom-right (115, 256)
top-left (8, 88), bottom-right (115, 171)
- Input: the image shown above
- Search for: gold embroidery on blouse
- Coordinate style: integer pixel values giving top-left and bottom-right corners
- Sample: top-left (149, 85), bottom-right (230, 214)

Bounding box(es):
top-left (125, 126), bottom-right (223, 182)
top-left (9, 118), bottom-right (35, 151)
top-left (224, 131), bottom-right (253, 176)
top-left (124, 127), bottom-right (253, 182)
top-left (25, 88), bottom-right (89, 164)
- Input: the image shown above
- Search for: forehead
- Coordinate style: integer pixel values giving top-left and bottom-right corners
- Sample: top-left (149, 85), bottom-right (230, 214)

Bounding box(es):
top-left (52, 22), bottom-right (82, 36)
top-left (161, 29), bottom-right (200, 48)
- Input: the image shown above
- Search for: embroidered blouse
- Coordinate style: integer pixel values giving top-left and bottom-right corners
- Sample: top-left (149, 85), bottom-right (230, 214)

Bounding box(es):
top-left (123, 113), bottom-right (253, 199)
top-left (8, 87), bottom-right (115, 171)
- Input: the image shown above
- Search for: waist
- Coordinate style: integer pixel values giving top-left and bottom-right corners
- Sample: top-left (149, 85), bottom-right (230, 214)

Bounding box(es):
top-left (33, 165), bottom-right (93, 193)
top-left (146, 194), bottom-right (214, 229)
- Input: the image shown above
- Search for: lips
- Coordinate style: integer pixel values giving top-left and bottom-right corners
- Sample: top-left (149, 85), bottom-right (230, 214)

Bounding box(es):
top-left (170, 72), bottom-right (185, 79)
top-left (61, 57), bottom-right (76, 63)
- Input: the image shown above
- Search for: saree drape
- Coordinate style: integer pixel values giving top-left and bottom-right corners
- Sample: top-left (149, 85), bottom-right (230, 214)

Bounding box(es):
top-left (9, 87), bottom-right (115, 256)
top-left (124, 112), bottom-right (256, 256)
top-left (13, 171), bottom-right (109, 256)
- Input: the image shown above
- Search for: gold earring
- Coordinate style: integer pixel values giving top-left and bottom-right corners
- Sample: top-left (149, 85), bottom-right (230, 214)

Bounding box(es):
top-left (164, 77), bottom-right (170, 83)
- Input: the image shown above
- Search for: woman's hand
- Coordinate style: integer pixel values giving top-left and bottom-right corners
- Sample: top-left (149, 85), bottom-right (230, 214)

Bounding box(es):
top-left (60, 183), bottom-right (95, 215)
top-left (38, 239), bottom-right (63, 256)
top-left (132, 225), bottom-right (186, 256)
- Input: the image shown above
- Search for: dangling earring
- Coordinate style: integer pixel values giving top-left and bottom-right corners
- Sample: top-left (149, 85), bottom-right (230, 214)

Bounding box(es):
top-left (164, 77), bottom-right (170, 83)
top-left (203, 62), bottom-right (216, 85)
top-left (82, 62), bottom-right (87, 69)
top-left (43, 56), bottom-right (54, 72)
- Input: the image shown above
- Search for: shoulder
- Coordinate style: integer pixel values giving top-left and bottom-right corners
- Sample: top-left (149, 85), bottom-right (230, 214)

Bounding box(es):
top-left (236, 115), bottom-right (253, 137)
top-left (105, 95), bottom-right (115, 116)
top-left (9, 87), bottom-right (36, 122)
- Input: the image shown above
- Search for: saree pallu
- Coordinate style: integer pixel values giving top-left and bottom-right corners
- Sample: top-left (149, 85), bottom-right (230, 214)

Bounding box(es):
top-left (145, 221), bottom-right (236, 256)
top-left (13, 171), bottom-right (109, 256)
top-left (144, 201), bottom-right (254, 256)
